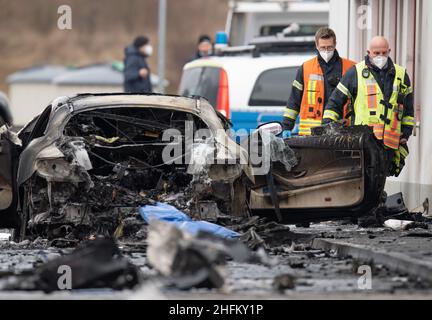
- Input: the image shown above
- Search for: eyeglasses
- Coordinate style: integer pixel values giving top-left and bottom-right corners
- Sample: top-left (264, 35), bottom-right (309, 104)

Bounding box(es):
top-left (318, 46), bottom-right (335, 51)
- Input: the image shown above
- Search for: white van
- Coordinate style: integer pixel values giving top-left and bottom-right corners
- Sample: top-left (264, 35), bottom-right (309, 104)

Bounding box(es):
top-left (178, 36), bottom-right (315, 136)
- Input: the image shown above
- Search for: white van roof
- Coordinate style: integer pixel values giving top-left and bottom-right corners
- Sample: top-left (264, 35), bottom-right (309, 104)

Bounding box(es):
top-left (183, 53), bottom-right (314, 111)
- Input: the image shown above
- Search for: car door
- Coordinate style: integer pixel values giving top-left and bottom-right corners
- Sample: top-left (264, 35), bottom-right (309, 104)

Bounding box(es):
top-left (0, 125), bottom-right (21, 228)
top-left (249, 125), bottom-right (387, 223)
top-left (0, 105), bottom-right (52, 229)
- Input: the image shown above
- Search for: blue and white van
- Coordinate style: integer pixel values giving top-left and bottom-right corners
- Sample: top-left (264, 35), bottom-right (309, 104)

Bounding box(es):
top-left (178, 40), bottom-right (314, 138)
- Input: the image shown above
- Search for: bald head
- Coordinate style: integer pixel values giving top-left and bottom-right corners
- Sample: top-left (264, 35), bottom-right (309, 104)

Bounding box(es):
top-left (368, 36), bottom-right (391, 58)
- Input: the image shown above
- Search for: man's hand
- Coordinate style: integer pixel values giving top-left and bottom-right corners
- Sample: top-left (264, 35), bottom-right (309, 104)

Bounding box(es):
top-left (139, 68), bottom-right (149, 78)
top-left (400, 138), bottom-right (408, 145)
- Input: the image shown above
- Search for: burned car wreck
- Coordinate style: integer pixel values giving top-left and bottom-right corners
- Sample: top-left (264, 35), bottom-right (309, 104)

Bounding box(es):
top-left (0, 93), bottom-right (388, 241)
top-left (12, 94), bottom-right (253, 240)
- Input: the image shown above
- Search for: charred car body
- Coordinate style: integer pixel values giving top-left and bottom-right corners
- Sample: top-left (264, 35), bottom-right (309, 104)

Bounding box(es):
top-left (10, 94), bottom-right (252, 239)
top-left (0, 93), bottom-right (387, 239)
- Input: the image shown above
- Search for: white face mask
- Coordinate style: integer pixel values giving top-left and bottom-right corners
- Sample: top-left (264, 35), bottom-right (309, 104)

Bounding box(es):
top-left (143, 45), bottom-right (153, 57)
top-left (372, 55), bottom-right (388, 69)
top-left (319, 50), bottom-right (334, 63)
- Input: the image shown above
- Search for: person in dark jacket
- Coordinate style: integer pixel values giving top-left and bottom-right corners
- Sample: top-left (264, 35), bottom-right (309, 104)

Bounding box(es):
top-left (124, 36), bottom-right (153, 93)
top-left (188, 35), bottom-right (213, 62)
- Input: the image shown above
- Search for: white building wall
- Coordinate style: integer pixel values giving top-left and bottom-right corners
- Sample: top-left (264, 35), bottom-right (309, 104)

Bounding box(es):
top-left (329, 0), bottom-right (350, 58)
top-left (9, 83), bottom-right (123, 127)
top-left (9, 83), bottom-right (59, 126)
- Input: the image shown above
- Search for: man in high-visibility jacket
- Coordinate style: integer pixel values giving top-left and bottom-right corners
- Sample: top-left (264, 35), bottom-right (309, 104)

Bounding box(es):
top-left (283, 27), bottom-right (356, 136)
top-left (323, 36), bottom-right (414, 176)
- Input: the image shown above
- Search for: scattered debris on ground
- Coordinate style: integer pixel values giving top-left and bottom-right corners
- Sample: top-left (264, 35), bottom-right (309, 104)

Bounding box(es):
top-left (272, 273), bottom-right (296, 291)
top-left (384, 219), bottom-right (416, 231)
top-left (0, 230), bottom-right (11, 242)
top-left (1, 216), bottom-right (432, 297)
top-left (1, 238), bottom-right (142, 292)
top-left (147, 219), bottom-right (270, 290)
top-left (359, 192), bottom-right (432, 229)
top-left (239, 219), bottom-right (315, 251)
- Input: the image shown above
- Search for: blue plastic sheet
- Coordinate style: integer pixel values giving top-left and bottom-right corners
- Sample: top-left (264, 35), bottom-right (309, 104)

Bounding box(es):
top-left (139, 202), bottom-right (239, 239)
top-left (139, 202), bottom-right (191, 223)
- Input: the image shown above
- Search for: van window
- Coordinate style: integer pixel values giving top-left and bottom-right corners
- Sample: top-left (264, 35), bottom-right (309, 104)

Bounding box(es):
top-left (249, 67), bottom-right (298, 106)
top-left (179, 67), bottom-right (220, 107)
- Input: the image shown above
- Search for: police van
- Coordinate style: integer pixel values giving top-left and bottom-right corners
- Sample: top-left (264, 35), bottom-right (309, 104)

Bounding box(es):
top-left (178, 35), bottom-right (315, 136)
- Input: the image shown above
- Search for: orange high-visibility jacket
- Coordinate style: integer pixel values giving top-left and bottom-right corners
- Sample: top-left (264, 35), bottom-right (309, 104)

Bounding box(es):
top-left (298, 57), bottom-right (356, 136)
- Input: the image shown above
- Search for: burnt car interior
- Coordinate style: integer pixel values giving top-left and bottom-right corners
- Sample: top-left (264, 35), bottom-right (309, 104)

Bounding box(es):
top-left (21, 106), bottom-right (217, 239)
top-left (64, 107), bottom-right (209, 172)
